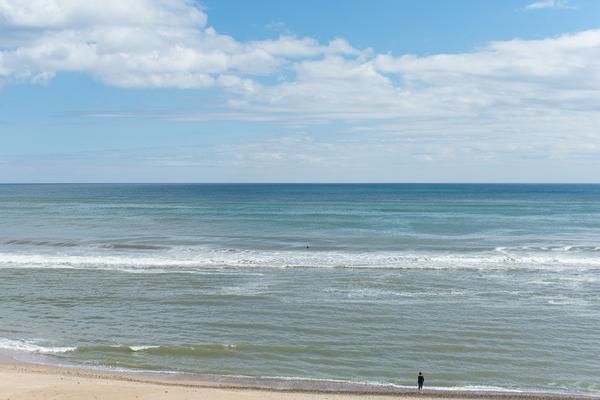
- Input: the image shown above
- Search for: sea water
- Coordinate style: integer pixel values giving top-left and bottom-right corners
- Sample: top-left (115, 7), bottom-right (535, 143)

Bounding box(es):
top-left (0, 184), bottom-right (599, 393)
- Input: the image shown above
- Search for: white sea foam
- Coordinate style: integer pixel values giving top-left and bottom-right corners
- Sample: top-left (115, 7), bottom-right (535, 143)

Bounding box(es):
top-left (0, 338), bottom-right (75, 354)
top-left (1, 248), bottom-right (600, 272)
top-left (129, 345), bottom-right (160, 351)
top-left (494, 245), bottom-right (600, 253)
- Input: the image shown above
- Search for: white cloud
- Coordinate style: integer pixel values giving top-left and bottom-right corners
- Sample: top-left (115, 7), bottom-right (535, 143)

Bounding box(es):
top-left (0, 0), bottom-right (207, 29)
top-left (525, 0), bottom-right (575, 10)
top-left (228, 29), bottom-right (600, 129)
top-left (0, 0), bottom-right (358, 87)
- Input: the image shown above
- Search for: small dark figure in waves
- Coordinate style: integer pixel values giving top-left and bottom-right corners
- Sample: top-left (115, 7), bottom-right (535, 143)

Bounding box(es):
top-left (418, 372), bottom-right (424, 392)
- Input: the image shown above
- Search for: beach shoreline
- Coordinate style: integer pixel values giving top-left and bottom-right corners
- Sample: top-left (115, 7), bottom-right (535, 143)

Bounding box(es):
top-left (1, 358), bottom-right (599, 400)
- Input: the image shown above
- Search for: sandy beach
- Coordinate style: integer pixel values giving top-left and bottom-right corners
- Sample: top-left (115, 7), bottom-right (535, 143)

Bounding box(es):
top-left (1, 362), bottom-right (599, 400)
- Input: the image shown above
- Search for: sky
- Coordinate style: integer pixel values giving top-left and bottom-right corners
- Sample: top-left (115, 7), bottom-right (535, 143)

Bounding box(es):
top-left (1, 0), bottom-right (600, 183)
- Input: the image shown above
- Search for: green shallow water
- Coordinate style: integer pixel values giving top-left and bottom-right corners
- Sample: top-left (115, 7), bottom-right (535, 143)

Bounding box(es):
top-left (1, 266), bottom-right (599, 392)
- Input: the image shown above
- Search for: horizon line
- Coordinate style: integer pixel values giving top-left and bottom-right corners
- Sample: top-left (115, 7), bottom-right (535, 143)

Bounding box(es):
top-left (2, 182), bottom-right (600, 185)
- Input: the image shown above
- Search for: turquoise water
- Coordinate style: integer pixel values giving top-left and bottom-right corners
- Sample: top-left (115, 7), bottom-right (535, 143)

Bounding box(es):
top-left (0, 184), bottom-right (599, 392)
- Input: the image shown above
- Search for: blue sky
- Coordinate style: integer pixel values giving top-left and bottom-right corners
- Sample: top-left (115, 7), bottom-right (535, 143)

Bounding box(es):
top-left (1, 0), bottom-right (600, 182)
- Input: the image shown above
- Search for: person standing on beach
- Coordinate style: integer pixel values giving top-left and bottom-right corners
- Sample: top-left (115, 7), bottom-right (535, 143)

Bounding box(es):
top-left (418, 372), bottom-right (424, 391)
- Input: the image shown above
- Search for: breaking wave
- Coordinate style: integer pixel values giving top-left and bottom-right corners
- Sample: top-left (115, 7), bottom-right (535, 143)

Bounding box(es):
top-left (0, 338), bottom-right (75, 354)
top-left (0, 246), bottom-right (600, 272)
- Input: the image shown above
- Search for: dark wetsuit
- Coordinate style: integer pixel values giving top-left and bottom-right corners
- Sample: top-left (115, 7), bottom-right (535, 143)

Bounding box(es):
top-left (418, 375), bottom-right (424, 390)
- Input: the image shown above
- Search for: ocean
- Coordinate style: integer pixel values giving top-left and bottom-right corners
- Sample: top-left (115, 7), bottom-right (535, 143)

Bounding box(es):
top-left (0, 183), bottom-right (599, 393)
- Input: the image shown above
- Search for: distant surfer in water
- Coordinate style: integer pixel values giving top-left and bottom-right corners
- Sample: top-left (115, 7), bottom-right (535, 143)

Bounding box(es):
top-left (418, 372), bottom-right (424, 391)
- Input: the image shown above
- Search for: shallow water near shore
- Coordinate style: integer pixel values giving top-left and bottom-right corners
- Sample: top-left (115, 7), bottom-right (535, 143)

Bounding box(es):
top-left (1, 184), bottom-right (599, 393)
